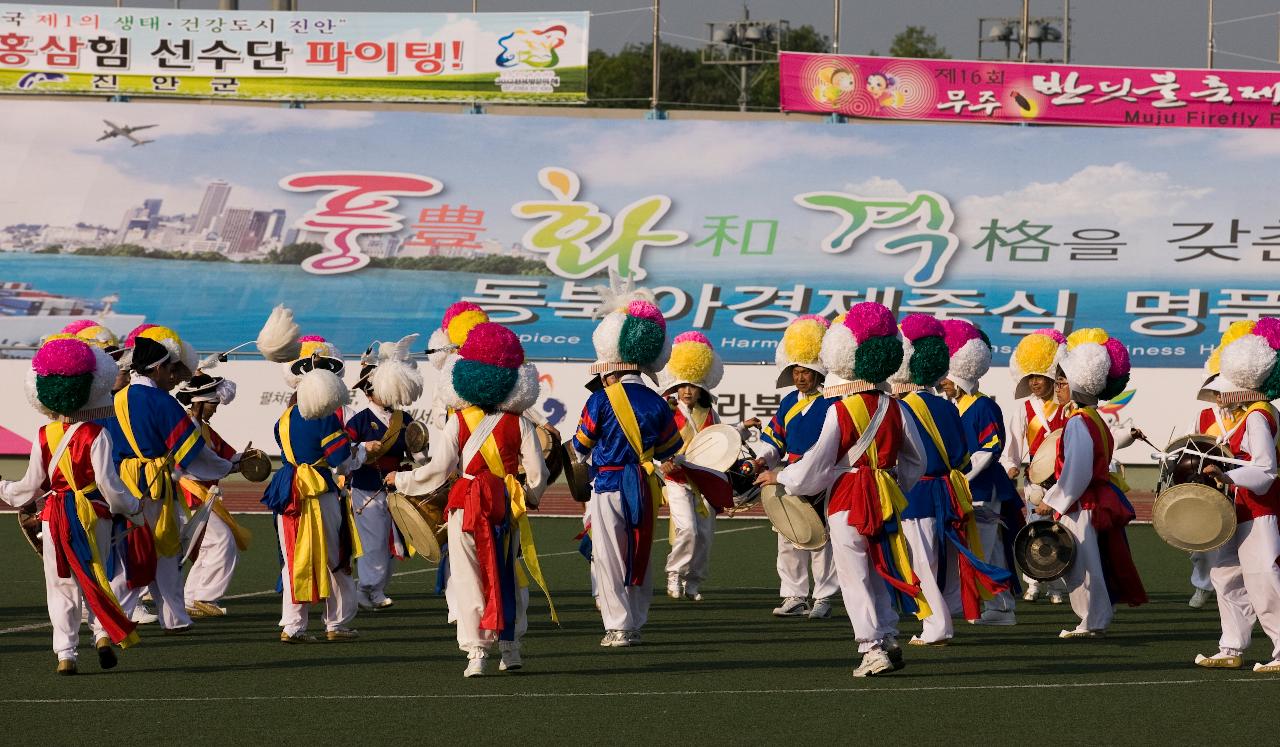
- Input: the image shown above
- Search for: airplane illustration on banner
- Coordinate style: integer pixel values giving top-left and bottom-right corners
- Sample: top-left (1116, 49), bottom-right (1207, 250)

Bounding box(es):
top-left (97, 119), bottom-right (158, 147)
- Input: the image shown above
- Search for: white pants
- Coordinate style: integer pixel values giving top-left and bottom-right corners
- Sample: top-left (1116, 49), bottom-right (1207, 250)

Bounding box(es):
top-left (664, 483), bottom-right (714, 592)
top-left (351, 486), bottom-right (395, 598)
top-left (1191, 551), bottom-right (1213, 592)
top-left (829, 510), bottom-right (899, 653)
top-left (184, 510), bottom-right (238, 606)
top-left (1208, 515), bottom-right (1280, 660)
top-left (777, 533), bottom-right (839, 600)
top-left (277, 492), bottom-right (357, 634)
top-left (42, 518), bottom-right (113, 661)
top-left (973, 502), bottom-right (1015, 613)
top-left (589, 490), bottom-right (653, 632)
top-left (143, 498), bottom-right (193, 630)
top-left (1059, 509), bottom-right (1113, 632)
top-left (445, 509), bottom-right (528, 654)
top-left (902, 517), bottom-right (962, 641)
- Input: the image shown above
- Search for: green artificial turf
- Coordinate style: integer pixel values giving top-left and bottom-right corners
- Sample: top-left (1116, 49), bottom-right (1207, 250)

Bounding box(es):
top-left (1, 517), bottom-right (1276, 743)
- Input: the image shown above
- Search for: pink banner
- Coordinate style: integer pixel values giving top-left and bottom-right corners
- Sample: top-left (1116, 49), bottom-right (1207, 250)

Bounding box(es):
top-left (779, 52), bottom-right (1280, 128)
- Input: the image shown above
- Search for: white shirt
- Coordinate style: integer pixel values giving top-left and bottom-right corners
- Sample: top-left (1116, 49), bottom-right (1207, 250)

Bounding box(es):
top-left (1228, 410), bottom-right (1279, 496)
top-left (395, 411), bottom-right (548, 505)
top-left (0, 425), bottom-right (142, 521)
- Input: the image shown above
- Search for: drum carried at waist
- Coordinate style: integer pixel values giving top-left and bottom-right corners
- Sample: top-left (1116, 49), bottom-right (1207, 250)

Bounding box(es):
top-left (388, 486), bottom-right (450, 563)
top-left (1152, 435), bottom-right (1237, 552)
top-left (17, 499), bottom-right (43, 556)
top-left (1027, 429), bottom-right (1062, 489)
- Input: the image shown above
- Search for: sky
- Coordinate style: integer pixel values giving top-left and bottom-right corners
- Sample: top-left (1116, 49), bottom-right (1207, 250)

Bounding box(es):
top-left (18, 0), bottom-right (1280, 70)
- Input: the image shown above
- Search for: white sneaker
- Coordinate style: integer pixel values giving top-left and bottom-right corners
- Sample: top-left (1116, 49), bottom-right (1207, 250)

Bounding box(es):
top-left (1189, 588), bottom-right (1212, 609)
top-left (600, 630), bottom-right (631, 648)
top-left (1048, 593), bottom-right (1066, 605)
top-left (498, 642), bottom-right (522, 671)
top-left (464, 650), bottom-right (488, 678)
top-left (356, 589), bottom-right (375, 611)
top-left (808, 598), bottom-right (833, 619)
top-left (684, 583), bottom-right (703, 602)
top-left (852, 649), bottom-right (894, 677)
top-left (971, 609), bottom-right (1017, 626)
top-left (772, 596), bottom-right (809, 617)
top-left (666, 574), bottom-right (683, 600)
top-left (130, 605), bottom-right (159, 625)
top-left (1022, 582), bottom-right (1041, 603)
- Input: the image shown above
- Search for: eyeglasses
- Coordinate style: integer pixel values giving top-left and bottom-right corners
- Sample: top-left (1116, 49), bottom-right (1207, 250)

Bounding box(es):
top-left (1054, 381), bottom-right (1070, 388)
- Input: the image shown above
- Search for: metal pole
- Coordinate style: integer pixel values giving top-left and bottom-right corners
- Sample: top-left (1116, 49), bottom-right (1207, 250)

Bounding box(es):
top-left (218, 1), bottom-right (239, 10)
top-left (1207, 0), bottom-right (1214, 68)
top-left (739, 65), bottom-right (748, 112)
top-left (832, 0), bottom-right (841, 53)
top-left (473, 1), bottom-right (478, 12)
top-left (271, 1), bottom-right (296, 10)
top-left (1019, 0), bottom-right (1030, 62)
top-left (1063, 0), bottom-right (1070, 63)
top-left (651, 0), bottom-right (661, 110)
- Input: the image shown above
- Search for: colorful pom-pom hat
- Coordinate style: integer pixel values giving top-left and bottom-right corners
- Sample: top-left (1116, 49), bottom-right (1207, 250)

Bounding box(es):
top-left (587, 288), bottom-right (670, 385)
top-left (440, 322), bottom-right (540, 414)
top-left (427, 301), bottom-right (490, 372)
top-left (888, 313), bottom-right (950, 394)
top-left (658, 331), bottom-right (724, 399)
top-left (819, 301), bottom-right (904, 397)
top-left (942, 319), bottom-right (993, 395)
top-left (1056, 328), bottom-right (1132, 407)
top-left (124, 323), bottom-right (197, 375)
top-left (1010, 327), bottom-right (1067, 399)
top-left (1210, 318), bottom-right (1280, 405)
top-left (774, 314), bottom-right (830, 388)
top-left (25, 336), bottom-right (118, 422)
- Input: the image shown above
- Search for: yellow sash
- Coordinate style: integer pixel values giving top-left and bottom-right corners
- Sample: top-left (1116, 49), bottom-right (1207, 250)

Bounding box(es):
top-left (460, 406), bottom-right (558, 624)
top-left (365, 410), bottom-right (406, 463)
top-left (605, 382), bottom-right (665, 517)
top-left (114, 388), bottom-right (186, 557)
top-left (45, 423), bottom-right (139, 648)
top-left (902, 393), bottom-right (985, 566)
top-left (668, 404), bottom-right (711, 524)
top-left (844, 394), bottom-right (932, 620)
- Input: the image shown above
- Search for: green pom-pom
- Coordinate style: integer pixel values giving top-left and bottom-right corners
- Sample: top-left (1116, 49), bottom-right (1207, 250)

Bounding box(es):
top-left (854, 336), bottom-right (904, 384)
top-left (619, 316), bottom-right (665, 366)
top-left (36, 373), bottom-right (93, 416)
top-left (1260, 362), bottom-right (1280, 401)
top-left (909, 336), bottom-right (950, 387)
top-left (453, 360), bottom-right (518, 409)
top-left (1099, 373), bottom-right (1130, 402)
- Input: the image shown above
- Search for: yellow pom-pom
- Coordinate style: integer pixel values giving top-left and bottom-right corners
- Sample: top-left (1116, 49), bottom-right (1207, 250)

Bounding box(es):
top-left (1206, 346), bottom-right (1222, 375)
top-left (139, 325), bottom-right (181, 346)
top-left (831, 313), bottom-right (847, 327)
top-left (299, 340), bottom-right (330, 358)
top-left (782, 319), bottom-right (825, 365)
top-left (1066, 328), bottom-right (1108, 349)
top-left (1220, 320), bottom-right (1256, 348)
top-left (74, 325), bottom-right (117, 347)
top-left (1013, 333), bottom-right (1059, 376)
top-left (39, 332), bottom-right (77, 345)
top-left (669, 340), bottom-right (714, 383)
top-left (446, 309), bottom-right (489, 346)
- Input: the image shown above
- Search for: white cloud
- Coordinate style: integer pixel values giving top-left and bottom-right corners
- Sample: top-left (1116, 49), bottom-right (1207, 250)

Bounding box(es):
top-left (1214, 130), bottom-right (1280, 159)
top-left (566, 121), bottom-right (892, 187)
top-left (841, 176), bottom-right (909, 198)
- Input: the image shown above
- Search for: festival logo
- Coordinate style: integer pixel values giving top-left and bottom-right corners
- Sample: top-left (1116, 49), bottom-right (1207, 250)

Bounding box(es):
top-left (495, 25), bottom-right (568, 69)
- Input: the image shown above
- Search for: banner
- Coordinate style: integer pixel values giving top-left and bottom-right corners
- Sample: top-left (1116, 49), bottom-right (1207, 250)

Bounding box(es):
top-left (779, 51), bottom-right (1280, 129)
top-left (2, 99), bottom-right (1278, 374)
top-left (0, 5), bottom-right (588, 102)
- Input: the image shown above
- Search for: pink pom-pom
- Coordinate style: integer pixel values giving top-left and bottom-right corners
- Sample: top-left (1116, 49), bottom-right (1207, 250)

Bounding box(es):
top-left (900, 313), bottom-right (943, 341)
top-left (1032, 327), bottom-right (1067, 345)
top-left (795, 314), bottom-right (831, 329)
top-left (1103, 336), bottom-right (1131, 378)
top-left (33, 338), bottom-right (96, 377)
top-left (1253, 317), bottom-right (1280, 351)
top-left (673, 331), bottom-right (710, 346)
top-left (61, 320), bottom-right (98, 335)
top-left (460, 322), bottom-right (524, 369)
top-left (298, 334), bottom-right (326, 343)
top-left (941, 319), bottom-right (981, 354)
top-left (627, 299), bottom-right (666, 330)
top-left (844, 302), bottom-right (896, 343)
top-left (124, 323), bottom-right (156, 348)
top-left (441, 301), bottom-right (484, 329)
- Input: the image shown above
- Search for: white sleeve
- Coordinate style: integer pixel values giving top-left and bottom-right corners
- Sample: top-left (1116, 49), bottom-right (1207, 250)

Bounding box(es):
top-left (753, 439), bottom-right (781, 469)
top-left (93, 430), bottom-right (141, 519)
top-left (966, 451), bottom-right (995, 483)
top-left (896, 411), bottom-right (926, 494)
top-left (519, 416), bottom-right (550, 505)
top-left (182, 446), bottom-right (233, 482)
top-left (396, 416), bottom-right (460, 496)
top-left (1110, 424), bottom-right (1135, 450)
top-left (522, 406), bottom-right (548, 427)
top-left (1227, 411), bottom-right (1278, 495)
top-left (1044, 417), bottom-right (1095, 514)
top-left (1001, 403), bottom-right (1028, 472)
top-left (336, 443), bottom-right (367, 477)
top-left (0, 438), bottom-right (48, 509)
top-left (777, 407), bottom-right (841, 497)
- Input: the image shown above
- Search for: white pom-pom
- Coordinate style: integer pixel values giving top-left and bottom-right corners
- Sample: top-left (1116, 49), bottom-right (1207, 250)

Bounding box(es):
top-left (819, 324), bottom-right (858, 381)
top-left (501, 363), bottom-right (541, 414)
top-left (256, 305), bottom-right (302, 363)
top-left (948, 338), bottom-right (992, 385)
top-left (591, 311), bottom-right (625, 365)
top-left (437, 356), bottom-right (469, 411)
top-left (1220, 334), bottom-right (1277, 391)
top-left (215, 379), bottom-right (237, 406)
top-left (1060, 342), bottom-right (1110, 398)
top-left (85, 347), bottom-right (118, 411)
top-left (372, 360), bottom-right (425, 408)
top-left (887, 336), bottom-right (916, 385)
top-left (296, 369), bottom-right (349, 420)
top-left (179, 339), bottom-right (198, 373)
top-left (24, 367), bottom-right (56, 420)
top-left (426, 328), bottom-right (455, 372)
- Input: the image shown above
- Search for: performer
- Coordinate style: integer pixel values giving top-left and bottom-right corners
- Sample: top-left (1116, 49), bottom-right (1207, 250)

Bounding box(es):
top-left (940, 319), bottom-right (1023, 626)
top-left (1184, 373), bottom-right (1240, 609)
top-left (1193, 319), bottom-right (1280, 672)
top-left (754, 315), bottom-right (840, 619)
top-left (174, 371), bottom-right (249, 618)
top-left (570, 288), bottom-right (682, 647)
top-left (392, 322), bottom-right (552, 676)
top-left (891, 315), bottom-right (1012, 645)
top-left (1034, 328), bottom-right (1147, 638)
top-left (258, 308), bottom-right (370, 643)
top-left (658, 331), bottom-right (738, 602)
top-left (1, 337), bottom-right (145, 674)
top-left (1000, 328), bottom-right (1070, 604)
top-left (347, 335), bottom-right (425, 611)
top-left (111, 325), bottom-right (234, 634)
top-left (757, 303), bottom-right (928, 677)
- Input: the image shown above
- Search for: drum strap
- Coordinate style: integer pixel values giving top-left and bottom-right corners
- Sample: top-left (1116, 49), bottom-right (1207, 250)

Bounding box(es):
top-left (365, 409), bottom-right (405, 463)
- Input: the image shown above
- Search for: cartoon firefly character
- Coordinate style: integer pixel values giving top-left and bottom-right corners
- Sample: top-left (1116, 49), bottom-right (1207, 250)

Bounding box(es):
top-left (1009, 90), bottom-right (1040, 119)
top-left (812, 66), bottom-right (856, 106)
top-left (866, 72), bottom-right (906, 108)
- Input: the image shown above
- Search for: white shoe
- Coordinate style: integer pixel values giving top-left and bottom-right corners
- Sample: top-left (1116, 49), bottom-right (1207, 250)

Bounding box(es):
top-left (1189, 588), bottom-right (1212, 609)
top-left (464, 651), bottom-right (489, 678)
top-left (683, 583), bottom-right (703, 602)
top-left (498, 642), bottom-right (522, 671)
top-left (1058, 628), bottom-right (1105, 639)
top-left (600, 630), bottom-right (631, 648)
top-left (772, 596), bottom-right (809, 617)
top-left (371, 594), bottom-right (395, 610)
top-left (1022, 582), bottom-right (1041, 602)
top-left (666, 575), bottom-right (683, 600)
top-left (356, 589), bottom-right (375, 611)
top-left (852, 649), bottom-right (894, 677)
top-left (971, 609), bottom-right (1017, 626)
top-left (130, 606), bottom-right (159, 625)
top-left (1048, 593), bottom-right (1066, 605)
top-left (808, 598), bottom-right (833, 619)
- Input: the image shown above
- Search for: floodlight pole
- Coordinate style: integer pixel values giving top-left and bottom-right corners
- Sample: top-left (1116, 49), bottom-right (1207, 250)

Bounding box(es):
top-left (651, 0), bottom-right (661, 111)
top-left (832, 0), bottom-right (841, 53)
top-left (1063, 0), bottom-right (1070, 63)
top-left (1019, 0), bottom-right (1030, 62)
top-left (1207, 0), bottom-right (1215, 68)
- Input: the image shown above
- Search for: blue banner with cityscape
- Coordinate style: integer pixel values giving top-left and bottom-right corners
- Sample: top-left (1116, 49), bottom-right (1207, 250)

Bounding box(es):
top-left (1, 98), bottom-right (1275, 368)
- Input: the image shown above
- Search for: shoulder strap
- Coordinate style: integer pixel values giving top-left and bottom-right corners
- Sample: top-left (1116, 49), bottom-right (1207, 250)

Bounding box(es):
top-left (605, 382), bottom-right (647, 458)
top-left (113, 387), bottom-right (146, 459)
top-left (903, 393), bottom-right (953, 471)
top-left (841, 394), bottom-right (890, 469)
top-left (460, 407), bottom-right (504, 477)
top-left (46, 422), bottom-right (85, 491)
top-left (278, 406), bottom-right (300, 466)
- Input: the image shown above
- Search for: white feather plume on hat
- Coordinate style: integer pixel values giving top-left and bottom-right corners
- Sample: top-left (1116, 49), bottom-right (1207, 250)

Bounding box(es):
top-left (256, 305), bottom-right (302, 363)
top-left (370, 334), bottom-right (425, 408)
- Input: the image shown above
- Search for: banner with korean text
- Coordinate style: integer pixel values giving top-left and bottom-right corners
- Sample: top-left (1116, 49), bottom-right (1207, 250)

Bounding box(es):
top-left (779, 51), bottom-right (1280, 129)
top-left (0, 4), bottom-right (588, 102)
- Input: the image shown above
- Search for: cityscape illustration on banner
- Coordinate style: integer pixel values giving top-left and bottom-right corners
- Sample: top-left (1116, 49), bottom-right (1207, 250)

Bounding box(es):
top-left (1, 99), bottom-right (1276, 369)
top-left (0, 4), bottom-right (588, 102)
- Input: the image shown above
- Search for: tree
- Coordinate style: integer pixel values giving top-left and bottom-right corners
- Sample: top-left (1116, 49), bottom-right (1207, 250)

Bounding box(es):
top-left (887, 25), bottom-right (950, 59)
